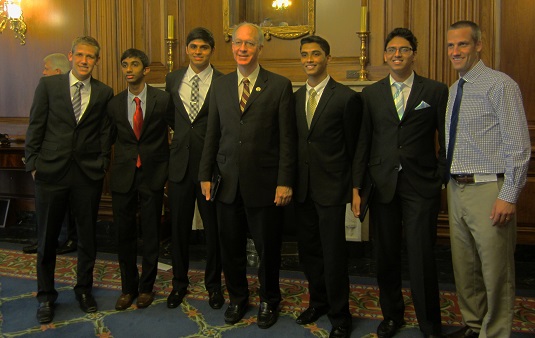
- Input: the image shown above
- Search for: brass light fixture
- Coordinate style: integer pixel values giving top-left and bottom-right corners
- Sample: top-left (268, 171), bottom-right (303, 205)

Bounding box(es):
top-left (0, 0), bottom-right (27, 45)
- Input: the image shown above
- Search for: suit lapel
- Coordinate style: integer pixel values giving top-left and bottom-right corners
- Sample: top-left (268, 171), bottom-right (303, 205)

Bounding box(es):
top-left (379, 77), bottom-right (399, 121)
top-left (241, 67), bottom-right (266, 115)
top-left (309, 78), bottom-right (335, 132)
top-left (171, 69), bottom-right (190, 122)
top-left (60, 75), bottom-right (77, 125)
top-left (404, 74), bottom-right (424, 116)
top-left (141, 86), bottom-right (157, 138)
top-left (78, 77), bottom-right (100, 125)
top-left (295, 86), bottom-right (307, 132)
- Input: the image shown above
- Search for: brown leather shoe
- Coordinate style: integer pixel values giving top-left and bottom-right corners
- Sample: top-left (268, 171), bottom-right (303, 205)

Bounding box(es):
top-left (115, 293), bottom-right (136, 311)
top-left (136, 292), bottom-right (155, 308)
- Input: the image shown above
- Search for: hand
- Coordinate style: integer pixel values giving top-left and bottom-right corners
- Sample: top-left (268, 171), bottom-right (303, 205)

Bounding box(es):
top-left (490, 198), bottom-right (516, 227)
top-left (31, 170), bottom-right (36, 181)
top-left (201, 181), bottom-right (211, 201)
top-left (274, 186), bottom-right (292, 206)
top-left (351, 188), bottom-right (361, 218)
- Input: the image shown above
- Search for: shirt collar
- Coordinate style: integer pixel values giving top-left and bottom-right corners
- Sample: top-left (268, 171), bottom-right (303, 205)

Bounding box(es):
top-left (128, 83), bottom-right (148, 104)
top-left (69, 71), bottom-right (91, 88)
top-left (186, 64), bottom-right (213, 83)
top-left (237, 65), bottom-right (260, 87)
top-left (306, 75), bottom-right (330, 95)
top-left (459, 59), bottom-right (485, 84)
top-left (389, 71), bottom-right (415, 89)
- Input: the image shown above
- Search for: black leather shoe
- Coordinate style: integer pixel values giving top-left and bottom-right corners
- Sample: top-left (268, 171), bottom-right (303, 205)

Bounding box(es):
top-left (377, 319), bottom-right (405, 338)
top-left (208, 289), bottom-right (225, 309)
top-left (257, 302), bottom-right (278, 329)
top-left (224, 303), bottom-right (248, 325)
top-left (446, 326), bottom-right (479, 338)
top-left (167, 289), bottom-right (187, 309)
top-left (330, 324), bottom-right (352, 338)
top-left (296, 306), bottom-right (329, 325)
top-left (56, 240), bottom-right (77, 255)
top-left (36, 301), bottom-right (54, 324)
top-left (23, 242), bottom-right (38, 254)
top-left (76, 293), bottom-right (97, 313)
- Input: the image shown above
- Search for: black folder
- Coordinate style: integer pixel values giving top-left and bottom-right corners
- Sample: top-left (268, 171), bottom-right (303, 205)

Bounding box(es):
top-left (209, 166), bottom-right (222, 202)
top-left (358, 173), bottom-right (375, 222)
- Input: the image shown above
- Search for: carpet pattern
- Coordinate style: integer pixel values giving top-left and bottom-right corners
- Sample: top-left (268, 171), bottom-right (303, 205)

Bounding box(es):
top-left (0, 248), bottom-right (534, 337)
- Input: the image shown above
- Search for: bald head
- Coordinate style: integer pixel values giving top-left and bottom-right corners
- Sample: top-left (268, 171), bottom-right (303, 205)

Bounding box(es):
top-left (43, 53), bottom-right (71, 76)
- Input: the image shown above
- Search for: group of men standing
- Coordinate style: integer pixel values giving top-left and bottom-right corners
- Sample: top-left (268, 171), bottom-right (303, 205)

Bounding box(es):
top-left (24, 19), bottom-right (530, 338)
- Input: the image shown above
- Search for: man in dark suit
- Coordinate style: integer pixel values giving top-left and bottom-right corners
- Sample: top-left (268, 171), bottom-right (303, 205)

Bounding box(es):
top-left (198, 22), bottom-right (296, 329)
top-left (25, 36), bottom-right (114, 324)
top-left (165, 27), bottom-right (224, 310)
top-left (352, 28), bottom-right (448, 338)
top-left (294, 36), bottom-right (361, 338)
top-left (107, 48), bottom-right (173, 311)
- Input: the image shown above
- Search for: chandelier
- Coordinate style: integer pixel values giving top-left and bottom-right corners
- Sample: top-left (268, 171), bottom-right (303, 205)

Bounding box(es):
top-left (272, 0), bottom-right (292, 11)
top-left (0, 0), bottom-right (27, 45)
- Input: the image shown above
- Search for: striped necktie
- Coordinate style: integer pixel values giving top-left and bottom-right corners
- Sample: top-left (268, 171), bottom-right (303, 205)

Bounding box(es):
top-left (306, 88), bottom-right (317, 128)
top-left (240, 78), bottom-right (250, 113)
top-left (189, 75), bottom-right (200, 122)
top-left (393, 82), bottom-right (405, 120)
top-left (72, 82), bottom-right (84, 123)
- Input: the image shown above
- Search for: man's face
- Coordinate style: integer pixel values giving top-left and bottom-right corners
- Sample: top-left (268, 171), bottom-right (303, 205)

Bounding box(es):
top-left (384, 36), bottom-right (416, 79)
top-left (121, 57), bottom-right (148, 85)
top-left (232, 25), bottom-right (263, 68)
top-left (68, 43), bottom-right (99, 81)
top-left (447, 27), bottom-right (482, 77)
top-left (42, 60), bottom-right (60, 77)
top-left (186, 39), bottom-right (213, 72)
top-left (300, 42), bottom-right (331, 80)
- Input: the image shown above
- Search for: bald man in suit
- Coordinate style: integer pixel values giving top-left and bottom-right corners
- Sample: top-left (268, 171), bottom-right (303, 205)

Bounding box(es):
top-left (198, 22), bottom-right (296, 329)
top-left (25, 36), bottom-right (114, 324)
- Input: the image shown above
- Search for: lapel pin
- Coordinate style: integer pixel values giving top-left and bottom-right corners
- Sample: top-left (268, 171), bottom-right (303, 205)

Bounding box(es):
top-left (255, 87), bottom-right (261, 92)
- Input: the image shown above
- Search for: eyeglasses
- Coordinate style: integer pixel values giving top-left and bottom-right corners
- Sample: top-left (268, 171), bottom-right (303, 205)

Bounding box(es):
top-left (385, 47), bottom-right (413, 55)
top-left (232, 40), bottom-right (257, 49)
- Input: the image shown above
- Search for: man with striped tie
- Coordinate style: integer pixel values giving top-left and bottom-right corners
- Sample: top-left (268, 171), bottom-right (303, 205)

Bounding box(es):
top-left (352, 28), bottom-right (448, 338)
top-left (25, 36), bottom-right (114, 324)
top-left (199, 22), bottom-right (296, 329)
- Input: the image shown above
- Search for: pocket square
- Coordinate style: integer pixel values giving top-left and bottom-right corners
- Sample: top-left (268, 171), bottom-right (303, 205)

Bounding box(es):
top-left (415, 101), bottom-right (431, 110)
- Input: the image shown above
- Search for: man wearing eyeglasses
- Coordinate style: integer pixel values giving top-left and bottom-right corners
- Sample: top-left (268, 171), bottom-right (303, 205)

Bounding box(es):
top-left (352, 28), bottom-right (448, 338)
top-left (199, 22), bottom-right (296, 329)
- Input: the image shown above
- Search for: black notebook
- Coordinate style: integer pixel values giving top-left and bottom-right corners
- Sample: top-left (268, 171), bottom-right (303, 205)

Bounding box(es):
top-left (210, 166), bottom-right (222, 202)
top-left (358, 173), bottom-right (375, 222)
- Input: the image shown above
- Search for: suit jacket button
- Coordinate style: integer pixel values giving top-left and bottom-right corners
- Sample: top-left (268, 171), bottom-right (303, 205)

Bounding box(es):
top-left (240, 120), bottom-right (244, 125)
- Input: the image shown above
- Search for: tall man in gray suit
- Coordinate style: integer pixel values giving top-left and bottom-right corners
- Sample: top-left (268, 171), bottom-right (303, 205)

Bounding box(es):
top-left (165, 27), bottom-right (224, 310)
top-left (107, 48), bottom-right (173, 311)
top-left (294, 35), bottom-right (361, 338)
top-left (199, 22), bottom-right (296, 329)
top-left (352, 28), bottom-right (448, 338)
top-left (25, 36), bottom-right (114, 324)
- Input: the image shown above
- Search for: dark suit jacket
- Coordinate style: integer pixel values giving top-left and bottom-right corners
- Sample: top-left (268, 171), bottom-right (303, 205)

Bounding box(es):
top-left (198, 67), bottom-right (296, 208)
top-left (353, 73), bottom-right (448, 203)
top-left (107, 85), bottom-right (173, 193)
top-left (25, 74), bottom-right (114, 182)
top-left (295, 78), bottom-right (362, 206)
top-left (165, 66), bottom-right (223, 183)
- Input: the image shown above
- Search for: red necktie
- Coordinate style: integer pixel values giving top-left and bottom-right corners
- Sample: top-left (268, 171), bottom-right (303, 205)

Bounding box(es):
top-left (133, 97), bottom-right (143, 168)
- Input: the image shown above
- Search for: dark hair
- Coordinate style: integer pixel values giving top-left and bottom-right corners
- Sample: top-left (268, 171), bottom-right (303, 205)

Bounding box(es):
top-left (449, 20), bottom-right (481, 43)
top-left (300, 35), bottom-right (330, 56)
top-left (71, 36), bottom-right (101, 57)
top-left (186, 27), bottom-right (215, 49)
top-left (120, 48), bottom-right (150, 68)
top-left (384, 28), bottom-right (418, 52)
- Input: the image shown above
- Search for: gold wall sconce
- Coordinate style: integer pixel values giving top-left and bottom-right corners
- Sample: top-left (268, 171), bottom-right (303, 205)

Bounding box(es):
top-left (0, 0), bottom-right (27, 45)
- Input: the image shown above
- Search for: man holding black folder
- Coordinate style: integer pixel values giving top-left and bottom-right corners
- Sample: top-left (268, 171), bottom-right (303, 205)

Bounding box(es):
top-left (351, 28), bottom-right (448, 338)
top-left (294, 35), bottom-right (361, 338)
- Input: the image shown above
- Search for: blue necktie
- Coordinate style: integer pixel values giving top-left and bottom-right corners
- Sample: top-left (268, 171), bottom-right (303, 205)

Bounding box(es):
top-left (446, 78), bottom-right (466, 178)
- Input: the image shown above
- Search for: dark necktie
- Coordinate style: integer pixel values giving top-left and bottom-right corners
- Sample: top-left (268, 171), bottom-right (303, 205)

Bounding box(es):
top-left (446, 78), bottom-right (466, 178)
top-left (72, 82), bottom-right (84, 123)
top-left (133, 97), bottom-right (143, 168)
top-left (240, 78), bottom-right (250, 113)
top-left (189, 75), bottom-right (200, 122)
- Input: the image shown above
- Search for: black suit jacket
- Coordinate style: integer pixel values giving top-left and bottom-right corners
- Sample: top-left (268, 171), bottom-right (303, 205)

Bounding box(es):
top-left (25, 74), bottom-right (114, 182)
top-left (107, 85), bottom-right (173, 193)
top-left (353, 74), bottom-right (448, 203)
top-left (295, 78), bottom-right (362, 205)
top-left (198, 67), bottom-right (296, 207)
top-left (165, 66), bottom-right (223, 183)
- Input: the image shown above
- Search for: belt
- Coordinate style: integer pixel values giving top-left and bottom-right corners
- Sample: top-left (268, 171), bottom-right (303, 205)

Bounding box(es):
top-left (450, 173), bottom-right (504, 184)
